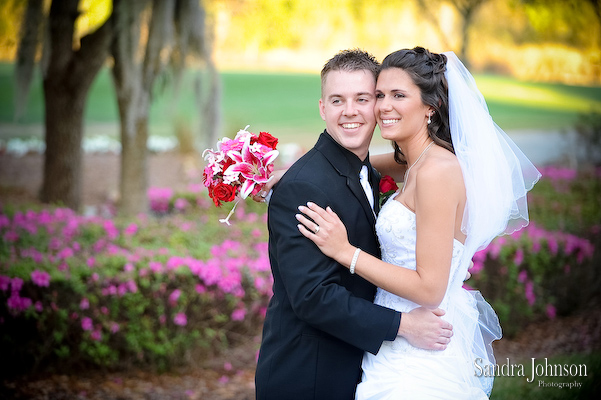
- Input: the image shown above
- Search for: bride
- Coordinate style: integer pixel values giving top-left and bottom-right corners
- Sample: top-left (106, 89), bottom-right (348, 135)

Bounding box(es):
top-left (296, 47), bottom-right (540, 399)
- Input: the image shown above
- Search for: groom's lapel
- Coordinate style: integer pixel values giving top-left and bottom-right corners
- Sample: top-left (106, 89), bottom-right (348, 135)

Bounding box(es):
top-left (371, 167), bottom-right (381, 215)
top-left (346, 176), bottom-right (377, 225)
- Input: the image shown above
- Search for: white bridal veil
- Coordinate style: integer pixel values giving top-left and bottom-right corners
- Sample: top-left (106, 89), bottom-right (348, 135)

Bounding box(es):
top-left (442, 51), bottom-right (541, 396)
top-left (443, 51), bottom-right (541, 273)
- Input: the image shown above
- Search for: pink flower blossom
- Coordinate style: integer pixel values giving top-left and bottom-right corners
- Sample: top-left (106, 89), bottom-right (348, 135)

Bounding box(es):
top-left (103, 220), bottom-right (119, 240)
top-left (31, 270), bottom-right (51, 287)
top-left (169, 289), bottom-right (182, 305)
top-left (35, 301), bottom-right (43, 312)
top-left (174, 198), bottom-right (189, 211)
top-left (525, 281), bottom-right (535, 306)
top-left (82, 317), bottom-right (93, 331)
top-left (127, 280), bottom-right (138, 293)
top-left (11, 277), bottom-right (23, 292)
top-left (148, 187), bottom-right (174, 213)
top-left (124, 223), bottom-right (138, 236)
top-left (179, 222), bottom-right (193, 232)
top-left (166, 256), bottom-right (186, 271)
top-left (547, 237), bottom-right (559, 255)
top-left (513, 249), bottom-right (523, 266)
top-left (110, 322), bottom-right (120, 333)
top-left (7, 293), bottom-right (32, 312)
top-left (3, 230), bottom-right (19, 242)
top-left (49, 237), bottom-right (61, 250)
top-left (469, 260), bottom-right (484, 275)
top-left (0, 214), bottom-right (10, 229)
top-left (149, 261), bottom-right (163, 273)
top-left (57, 247), bottom-right (74, 260)
top-left (546, 304), bottom-right (556, 319)
top-left (0, 275), bottom-right (10, 291)
top-left (173, 312), bottom-right (187, 326)
top-left (91, 330), bottom-right (102, 341)
top-left (80, 298), bottom-right (90, 310)
top-left (231, 307), bottom-right (246, 321)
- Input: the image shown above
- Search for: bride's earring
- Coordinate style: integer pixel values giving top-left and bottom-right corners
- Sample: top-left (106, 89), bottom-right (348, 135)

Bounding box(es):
top-left (427, 112), bottom-right (432, 125)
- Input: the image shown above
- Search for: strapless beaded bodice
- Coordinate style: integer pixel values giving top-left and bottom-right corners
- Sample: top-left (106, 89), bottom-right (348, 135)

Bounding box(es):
top-left (374, 195), bottom-right (464, 313)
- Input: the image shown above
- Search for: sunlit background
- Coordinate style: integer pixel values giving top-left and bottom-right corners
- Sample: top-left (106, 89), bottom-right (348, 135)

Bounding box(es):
top-left (0, 2), bottom-right (600, 398)
top-left (2, 0), bottom-right (599, 82)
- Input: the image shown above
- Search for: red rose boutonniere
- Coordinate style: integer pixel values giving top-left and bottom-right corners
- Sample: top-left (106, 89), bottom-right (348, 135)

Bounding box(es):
top-left (203, 126), bottom-right (279, 224)
top-left (379, 175), bottom-right (399, 208)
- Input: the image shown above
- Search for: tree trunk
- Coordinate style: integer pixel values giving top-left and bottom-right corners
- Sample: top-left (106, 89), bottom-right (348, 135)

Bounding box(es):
top-left (41, 75), bottom-right (85, 210)
top-left (117, 91), bottom-right (151, 216)
top-left (111, 0), bottom-right (150, 216)
top-left (459, 7), bottom-right (474, 68)
top-left (111, 0), bottom-right (174, 216)
top-left (40, 0), bottom-right (112, 211)
top-left (199, 62), bottom-right (222, 151)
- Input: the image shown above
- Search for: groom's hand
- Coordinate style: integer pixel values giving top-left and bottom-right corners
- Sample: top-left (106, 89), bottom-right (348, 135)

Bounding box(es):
top-left (397, 307), bottom-right (453, 351)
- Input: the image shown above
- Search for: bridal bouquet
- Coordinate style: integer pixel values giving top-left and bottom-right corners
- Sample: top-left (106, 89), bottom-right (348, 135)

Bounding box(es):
top-left (203, 126), bottom-right (279, 224)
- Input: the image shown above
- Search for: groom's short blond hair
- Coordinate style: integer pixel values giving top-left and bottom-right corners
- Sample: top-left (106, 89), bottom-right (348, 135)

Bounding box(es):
top-left (320, 49), bottom-right (380, 98)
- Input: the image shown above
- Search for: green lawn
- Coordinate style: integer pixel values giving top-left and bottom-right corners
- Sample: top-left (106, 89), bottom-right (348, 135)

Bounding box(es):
top-left (1, 63), bottom-right (600, 149)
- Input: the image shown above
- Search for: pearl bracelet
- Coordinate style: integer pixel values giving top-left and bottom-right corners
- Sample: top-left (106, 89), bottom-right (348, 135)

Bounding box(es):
top-left (350, 248), bottom-right (361, 274)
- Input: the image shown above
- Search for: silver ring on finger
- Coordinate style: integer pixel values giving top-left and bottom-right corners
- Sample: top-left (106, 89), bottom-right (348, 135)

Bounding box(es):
top-left (314, 225), bottom-right (320, 234)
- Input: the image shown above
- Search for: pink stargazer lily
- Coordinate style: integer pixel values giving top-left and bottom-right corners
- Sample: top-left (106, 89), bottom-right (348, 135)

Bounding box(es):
top-left (224, 137), bottom-right (279, 199)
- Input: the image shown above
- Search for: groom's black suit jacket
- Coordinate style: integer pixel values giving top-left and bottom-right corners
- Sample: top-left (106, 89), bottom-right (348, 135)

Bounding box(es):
top-left (255, 132), bottom-right (401, 400)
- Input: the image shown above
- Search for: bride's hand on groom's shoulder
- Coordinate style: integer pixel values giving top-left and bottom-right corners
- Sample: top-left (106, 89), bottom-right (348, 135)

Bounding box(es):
top-left (397, 307), bottom-right (453, 351)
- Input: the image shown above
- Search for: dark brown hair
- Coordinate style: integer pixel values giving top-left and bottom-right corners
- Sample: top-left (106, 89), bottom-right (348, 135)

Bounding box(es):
top-left (379, 47), bottom-right (453, 165)
top-left (321, 49), bottom-right (380, 98)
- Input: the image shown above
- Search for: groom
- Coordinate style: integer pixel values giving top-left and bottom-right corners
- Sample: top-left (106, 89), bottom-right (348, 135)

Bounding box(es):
top-left (255, 49), bottom-right (453, 400)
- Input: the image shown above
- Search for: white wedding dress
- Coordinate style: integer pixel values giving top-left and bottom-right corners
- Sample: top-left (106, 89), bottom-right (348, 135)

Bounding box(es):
top-left (355, 195), bottom-right (500, 399)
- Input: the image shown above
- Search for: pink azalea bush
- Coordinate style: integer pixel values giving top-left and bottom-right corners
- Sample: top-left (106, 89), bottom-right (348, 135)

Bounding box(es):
top-left (466, 222), bottom-right (596, 336)
top-left (0, 195), bottom-right (272, 374)
top-left (466, 167), bottom-right (599, 337)
top-left (0, 164), bottom-right (598, 373)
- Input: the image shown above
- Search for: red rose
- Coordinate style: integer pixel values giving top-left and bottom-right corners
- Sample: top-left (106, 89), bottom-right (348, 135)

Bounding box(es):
top-left (210, 182), bottom-right (237, 207)
top-left (379, 175), bottom-right (398, 194)
top-left (256, 131), bottom-right (278, 149)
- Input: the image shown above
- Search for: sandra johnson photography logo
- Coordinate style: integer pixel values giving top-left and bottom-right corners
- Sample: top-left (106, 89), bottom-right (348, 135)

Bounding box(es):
top-left (474, 358), bottom-right (588, 387)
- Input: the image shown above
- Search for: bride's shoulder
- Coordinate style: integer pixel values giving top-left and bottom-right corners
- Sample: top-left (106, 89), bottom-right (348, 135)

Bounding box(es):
top-left (420, 147), bottom-right (462, 181)
top-left (416, 148), bottom-right (464, 198)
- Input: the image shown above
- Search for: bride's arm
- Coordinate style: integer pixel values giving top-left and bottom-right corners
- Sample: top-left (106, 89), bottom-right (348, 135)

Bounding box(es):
top-left (297, 163), bottom-right (461, 309)
top-left (369, 152), bottom-right (406, 182)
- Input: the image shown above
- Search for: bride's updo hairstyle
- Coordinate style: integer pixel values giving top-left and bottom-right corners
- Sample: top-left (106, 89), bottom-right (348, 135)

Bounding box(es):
top-left (379, 47), bottom-right (453, 165)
